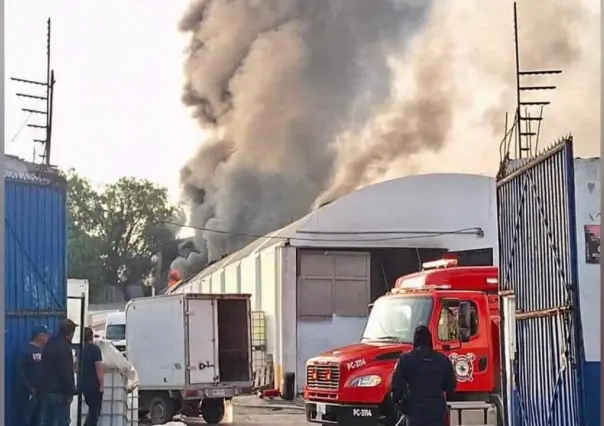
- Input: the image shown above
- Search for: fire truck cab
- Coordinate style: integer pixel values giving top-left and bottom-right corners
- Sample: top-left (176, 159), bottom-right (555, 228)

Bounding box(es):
top-left (304, 258), bottom-right (503, 426)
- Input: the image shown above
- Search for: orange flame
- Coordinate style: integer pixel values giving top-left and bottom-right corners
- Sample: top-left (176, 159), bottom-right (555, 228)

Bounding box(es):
top-left (168, 269), bottom-right (182, 287)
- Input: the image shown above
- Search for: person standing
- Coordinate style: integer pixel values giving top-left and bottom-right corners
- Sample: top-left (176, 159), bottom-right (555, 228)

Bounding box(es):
top-left (39, 319), bottom-right (78, 426)
top-left (390, 326), bottom-right (457, 426)
top-left (14, 325), bottom-right (49, 426)
top-left (81, 327), bottom-right (104, 426)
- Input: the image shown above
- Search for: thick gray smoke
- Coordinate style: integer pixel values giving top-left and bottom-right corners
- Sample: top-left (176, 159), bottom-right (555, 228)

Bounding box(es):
top-left (317, 0), bottom-right (600, 204)
top-left (174, 0), bottom-right (600, 278)
top-left (173, 0), bottom-right (434, 276)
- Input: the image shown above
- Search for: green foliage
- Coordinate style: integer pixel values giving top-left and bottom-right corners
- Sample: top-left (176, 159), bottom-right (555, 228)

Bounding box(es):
top-left (65, 169), bottom-right (180, 301)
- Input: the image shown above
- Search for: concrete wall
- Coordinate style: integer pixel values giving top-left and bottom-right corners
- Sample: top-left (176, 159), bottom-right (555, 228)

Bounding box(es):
top-left (573, 157), bottom-right (600, 424)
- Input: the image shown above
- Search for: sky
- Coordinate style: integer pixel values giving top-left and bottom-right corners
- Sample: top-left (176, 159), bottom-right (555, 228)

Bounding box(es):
top-left (5, 0), bottom-right (204, 202)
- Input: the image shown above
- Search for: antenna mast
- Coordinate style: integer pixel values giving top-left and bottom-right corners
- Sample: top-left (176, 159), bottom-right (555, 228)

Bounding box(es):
top-left (511, 2), bottom-right (561, 159)
top-left (10, 18), bottom-right (56, 166)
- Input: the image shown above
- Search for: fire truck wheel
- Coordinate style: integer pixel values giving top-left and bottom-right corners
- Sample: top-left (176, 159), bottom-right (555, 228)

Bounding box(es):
top-left (148, 394), bottom-right (176, 425)
top-left (201, 398), bottom-right (225, 424)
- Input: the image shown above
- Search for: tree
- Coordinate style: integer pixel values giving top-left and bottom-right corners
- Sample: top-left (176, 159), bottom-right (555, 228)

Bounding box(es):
top-left (66, 170), bottom-right (180, 301)
top-left (98, 177), bottom-right (178, 297)
top-left (66, 171), bottom-right (106, 300)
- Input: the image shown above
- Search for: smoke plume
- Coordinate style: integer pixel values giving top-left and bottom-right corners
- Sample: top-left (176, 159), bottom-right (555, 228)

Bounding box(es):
top-left (317, 0), bottom-right (600, 204)
top-left (174, 0), bottom-right (600, 277)
top-left (174, 0), bottom-right (434, 275)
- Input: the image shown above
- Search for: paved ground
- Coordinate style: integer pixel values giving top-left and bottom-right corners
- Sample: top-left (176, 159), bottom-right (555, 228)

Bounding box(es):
top-left (174, 405), bottom-right (307, 425)
top-left (143, 396), bottom-right (307, 425)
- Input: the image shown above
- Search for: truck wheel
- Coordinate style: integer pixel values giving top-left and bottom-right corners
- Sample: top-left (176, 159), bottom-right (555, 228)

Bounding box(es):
top-left (281, 372), bottom-right (296, 401)
top-left (180, 399), bottom-right (201, 417)
top-left (201, 398), bottom-right (225, 424)
top-left (148, 394), bottom-right (176, 424)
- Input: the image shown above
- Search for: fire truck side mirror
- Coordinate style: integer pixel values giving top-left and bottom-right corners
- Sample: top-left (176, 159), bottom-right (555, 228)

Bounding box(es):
top-left (458, 302), bottom-right (472, 343)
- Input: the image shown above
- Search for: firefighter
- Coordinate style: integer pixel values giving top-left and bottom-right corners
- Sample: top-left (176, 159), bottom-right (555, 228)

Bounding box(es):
top-left (447, 308), bottom-right (459, 340)
top-left (438, 307), bottom-right (459, 341)
top-left (390, 326), bottom-right (457, 426)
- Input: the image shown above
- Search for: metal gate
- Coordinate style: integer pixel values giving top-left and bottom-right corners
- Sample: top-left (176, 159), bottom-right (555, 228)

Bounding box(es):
top-left (497, 137), bottom-right (586, 426)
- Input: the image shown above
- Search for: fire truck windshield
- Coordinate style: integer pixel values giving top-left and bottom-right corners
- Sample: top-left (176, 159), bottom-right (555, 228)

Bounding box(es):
top-left (361, 296), bottom-right (433, 343)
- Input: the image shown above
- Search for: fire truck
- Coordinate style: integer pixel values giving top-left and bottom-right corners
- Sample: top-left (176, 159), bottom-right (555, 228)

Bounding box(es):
top-left (304, 258), bottom-right (503, 426)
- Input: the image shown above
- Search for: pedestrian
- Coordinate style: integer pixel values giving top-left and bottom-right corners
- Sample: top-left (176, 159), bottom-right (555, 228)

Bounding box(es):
top-left (39, 319), bottom-right (78, 426)
top-left (14, 325), bottom-right (50, 426)
top-left (81, 327), bottom-right (104, 426)
top-left (390, 325), bottom-right (457, 426)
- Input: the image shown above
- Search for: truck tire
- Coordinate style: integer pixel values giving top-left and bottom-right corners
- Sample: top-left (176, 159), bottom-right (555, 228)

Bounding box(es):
top-left (201, 398), bottom-right (225, 424)
top-left (148, 394), bottom-right (176, 425)
top-left (180, 399), bottom-right (201, 417)
top-left (281, 372), bottom-right (296, 401)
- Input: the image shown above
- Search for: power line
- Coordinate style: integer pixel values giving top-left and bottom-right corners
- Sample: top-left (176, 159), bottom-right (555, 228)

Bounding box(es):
top-left (162, 220), bottom-right (484, 243)
top-left (8, 110), bottom-right (37, 144)
top-left (8, 99), bottom-right (45, 145)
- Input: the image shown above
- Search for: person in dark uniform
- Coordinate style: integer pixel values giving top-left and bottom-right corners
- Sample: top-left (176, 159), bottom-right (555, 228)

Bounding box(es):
top-left (390, 326), bottom-right (457, 426)
top-left (81, 327), bottom-right (104, 426)
top-left (14, 325), bottom-right (50, 426)
top-left (39, 319), bottom-right (78, 426)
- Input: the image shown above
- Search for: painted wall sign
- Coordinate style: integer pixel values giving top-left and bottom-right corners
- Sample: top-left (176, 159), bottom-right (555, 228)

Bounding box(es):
top-left (449, 352), bottom-right (475, 383)
top-left (584, 224), bottom-right (600, 264)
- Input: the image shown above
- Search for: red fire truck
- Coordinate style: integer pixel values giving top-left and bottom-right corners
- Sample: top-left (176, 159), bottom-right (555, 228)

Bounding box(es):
top-left (304, 258), bottom-right (503, 425)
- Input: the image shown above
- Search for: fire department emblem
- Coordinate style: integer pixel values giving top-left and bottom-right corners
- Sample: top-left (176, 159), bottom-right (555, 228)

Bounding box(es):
top-left (448, 352), bottom-right (475, 383)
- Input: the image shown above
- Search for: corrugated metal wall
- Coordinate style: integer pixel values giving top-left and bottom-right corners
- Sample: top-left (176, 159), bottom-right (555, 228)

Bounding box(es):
top-left (497, 138), bottom-right (586, 426)
top-left (4, 175), bottom-right (68, 426)
top-left (296, 249), bottom-right (371, 392)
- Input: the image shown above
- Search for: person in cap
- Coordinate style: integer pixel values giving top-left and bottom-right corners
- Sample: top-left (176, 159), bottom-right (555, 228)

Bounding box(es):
top-left (14, 325), bottom-right (49, 426)
top-left (81, 327), bottom-right (104, 426)
top-left (390, 325), bottom-right (457, 426)
top-left (39, 319), bottom-right (78, 426)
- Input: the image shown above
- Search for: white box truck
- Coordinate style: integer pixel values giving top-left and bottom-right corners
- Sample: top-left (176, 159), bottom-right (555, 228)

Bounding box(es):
top-left (125, 293), bottom-right (253, 424)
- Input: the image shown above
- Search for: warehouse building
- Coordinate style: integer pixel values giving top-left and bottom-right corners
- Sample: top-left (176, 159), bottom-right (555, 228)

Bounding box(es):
top-left (168, 173), bottom-right (498, 392)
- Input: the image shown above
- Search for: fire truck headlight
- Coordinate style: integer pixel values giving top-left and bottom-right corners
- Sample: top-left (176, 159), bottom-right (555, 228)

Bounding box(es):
top-left (349, 375), bottom-right (382, 388)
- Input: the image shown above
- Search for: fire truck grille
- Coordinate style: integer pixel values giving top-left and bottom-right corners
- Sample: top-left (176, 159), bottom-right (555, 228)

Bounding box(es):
top-left (306, 364), bottom-right (340, 390)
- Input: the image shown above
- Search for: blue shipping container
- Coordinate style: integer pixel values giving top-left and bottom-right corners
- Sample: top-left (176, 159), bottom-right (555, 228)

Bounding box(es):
top-left (4, 173), bottom-right (68, 426)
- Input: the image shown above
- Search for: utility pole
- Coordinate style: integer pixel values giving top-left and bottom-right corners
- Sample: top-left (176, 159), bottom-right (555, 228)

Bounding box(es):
top-left (10, 18), bottom-right (56, 165)
top-left (151, 248), bottom-right (163, 297)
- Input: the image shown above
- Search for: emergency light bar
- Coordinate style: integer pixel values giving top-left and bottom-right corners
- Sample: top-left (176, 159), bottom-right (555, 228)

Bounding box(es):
top-left (422, 258), bottom-right (458, 270)
top-left (392, 284), bottom-right (451, 293)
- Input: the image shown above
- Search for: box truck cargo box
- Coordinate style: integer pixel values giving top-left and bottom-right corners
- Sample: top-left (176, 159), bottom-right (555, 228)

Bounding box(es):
top-left (125, 293), bottom-right (252, 424)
